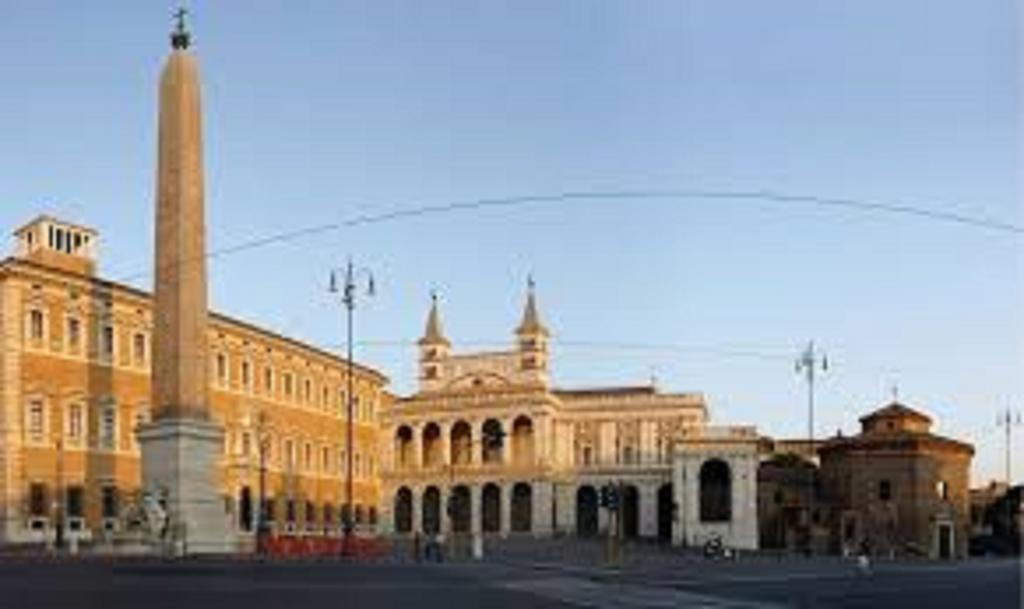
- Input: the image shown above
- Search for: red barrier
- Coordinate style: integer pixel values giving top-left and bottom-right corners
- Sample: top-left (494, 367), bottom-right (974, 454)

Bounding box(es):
top-left (257, 534), bottom-right (388, 560)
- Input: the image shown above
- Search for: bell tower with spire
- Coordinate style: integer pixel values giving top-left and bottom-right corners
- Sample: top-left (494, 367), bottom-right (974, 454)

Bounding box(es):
top-left (137, 9), bottom-right (235, 554)
top-left (515, 277), bottom-right (549, 381)
top-left (418, 292), bottom-right (450, 391)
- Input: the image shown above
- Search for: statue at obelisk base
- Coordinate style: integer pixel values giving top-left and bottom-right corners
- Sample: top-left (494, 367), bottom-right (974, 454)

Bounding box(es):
top-left (137, 11), bottom-right (236, 555)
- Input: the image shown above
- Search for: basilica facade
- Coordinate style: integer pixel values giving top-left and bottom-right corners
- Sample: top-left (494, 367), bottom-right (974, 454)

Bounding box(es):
top-left (378, 289), bottom-right (760, 549)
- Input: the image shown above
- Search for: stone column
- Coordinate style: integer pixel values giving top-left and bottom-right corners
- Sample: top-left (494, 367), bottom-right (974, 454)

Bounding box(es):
top-left (411, 423), bottom-right (423, 469)
top-left (640, 483), bottom-right (658, 538)
top-left (503, 418), bottom-right (515, 466)
top-left (378, 486), bottom-right (393, 536)
top-left (532, 481), bottom-right (553, 537)
top-left (499, 482), bottom-right (511, 537)
top-left (472, 420), bottom-right (482, 466)
top-left (672, 458), bottom-right (687, 546)
top-left (470, 484), bottom-right (482, 535)
top-left (440, 421), bottom-right (451, 466)
top-left (411, 485), bottom-right (422, 534)
top-left (439, 485), bottom-right (450, 537)
top-left (556, 483), bottom-right (576, 536)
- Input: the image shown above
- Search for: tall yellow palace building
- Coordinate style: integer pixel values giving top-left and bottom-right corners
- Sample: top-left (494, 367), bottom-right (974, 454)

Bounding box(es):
top-left (0, 216), bottom-right (389, 544)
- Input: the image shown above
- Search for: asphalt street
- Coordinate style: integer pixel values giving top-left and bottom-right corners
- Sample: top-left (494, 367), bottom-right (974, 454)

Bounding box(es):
top-left (0, 557), bottom-right (1017, 608)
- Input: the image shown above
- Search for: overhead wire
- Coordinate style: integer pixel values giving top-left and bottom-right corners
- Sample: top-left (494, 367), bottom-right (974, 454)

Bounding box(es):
top-left (113, 188), bottom-right (1024, 284)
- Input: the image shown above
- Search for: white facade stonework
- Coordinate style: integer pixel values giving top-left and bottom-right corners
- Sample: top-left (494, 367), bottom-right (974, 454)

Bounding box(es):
top-left (379, 289), bottom-right (759, 550)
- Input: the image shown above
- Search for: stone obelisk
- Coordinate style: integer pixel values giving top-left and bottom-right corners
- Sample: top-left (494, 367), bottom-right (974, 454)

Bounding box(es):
top-left (138, 12), bottom-right (234, 555)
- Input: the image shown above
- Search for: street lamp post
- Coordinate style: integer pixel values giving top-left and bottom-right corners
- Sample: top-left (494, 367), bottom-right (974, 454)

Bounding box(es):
top-left (330, 259), bottom-right (375, 555)
top-left (255, 411), bottom-right (271, 554)
top-left (54, 437), bottom-right (65, 552)
top-left (795, 340), bottom-right (827, 554)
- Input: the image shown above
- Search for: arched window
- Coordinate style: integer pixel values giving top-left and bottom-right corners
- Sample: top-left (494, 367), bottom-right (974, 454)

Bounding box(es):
top-left (699, 459), bottom-right (732, 522)
top-left (422, 423), bottom-right (442, 467)
top-left (395, 426), bottom-right (414, 468)
top-left (511, 483), bottom-right (532, 533)
top-left (394, 487), bottom-right (413, 533)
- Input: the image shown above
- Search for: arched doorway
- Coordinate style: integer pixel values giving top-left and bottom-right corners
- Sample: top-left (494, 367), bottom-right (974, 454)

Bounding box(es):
top-left (450, 485), bottom-right (471, 533)
top-left (422, 423), bottom-right (442, 468)
top-left (576, 485), bottom-right (599, 538)
top-left (422, 486), bottom-right (441, 534)
top-left (394, 487), bottom-right (413, 533)
top-left (450, 421), bottom-right (472, 465)
top-left (238, 487), bottom-right (253, 531)
top-left (395, 426), bottom-right (413, 468)
top-left (482, 419), bottom-right (504, 463)
top-left (481, 483), bottom-right (501, 533)
top-left (512, 416), bottom-right (534, 466)
top-left (699, 459), bottom-right (732, 522)
top-left (621, 485), bottom-right (639, 539)
top-left (657, 483), bottom-right (674, 543)
top-left (511, 483), bottom-right (532, 532)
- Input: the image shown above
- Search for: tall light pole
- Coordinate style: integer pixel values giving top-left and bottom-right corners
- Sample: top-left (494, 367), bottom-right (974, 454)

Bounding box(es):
top-left (54, 436), bottom-right (65, 551)
top-left (996, 407), bottom-right (1022, 485)
top-left (795, 340), bottom-right (827, 552)
top-left (255, 410), bottom-right (272, 554)
top-left (330, 259), bottom-right (375, 555)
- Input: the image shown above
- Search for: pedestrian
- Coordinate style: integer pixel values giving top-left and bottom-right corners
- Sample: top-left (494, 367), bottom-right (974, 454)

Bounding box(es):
top-left (857, 539), bottom-right (872, 577)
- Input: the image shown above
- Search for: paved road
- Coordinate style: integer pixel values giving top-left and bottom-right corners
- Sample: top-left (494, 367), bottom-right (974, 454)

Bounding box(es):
top-left (0, 557), bottom-right (1017, 608)
top-left (480, 558), bottom-right (1021, 608)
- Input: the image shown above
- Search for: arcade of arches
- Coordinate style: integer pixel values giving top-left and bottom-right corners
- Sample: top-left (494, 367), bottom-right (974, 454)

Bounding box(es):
top-left (379, 289), bottom-right (762, 550)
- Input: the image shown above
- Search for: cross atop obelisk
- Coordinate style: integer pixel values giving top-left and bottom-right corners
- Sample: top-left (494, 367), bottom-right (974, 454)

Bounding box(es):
top-left (171, 7), bottom-right (191, 50)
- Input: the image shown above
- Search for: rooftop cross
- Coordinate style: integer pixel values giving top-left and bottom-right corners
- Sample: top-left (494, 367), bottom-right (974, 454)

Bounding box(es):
top-left (171, 7), bottom-right (191, 50)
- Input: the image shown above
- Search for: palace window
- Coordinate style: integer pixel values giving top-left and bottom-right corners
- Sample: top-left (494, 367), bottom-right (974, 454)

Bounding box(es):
top-left (29, 483), bottom-right (47, 517)
top-left (878, 479), bottom-right (892, 501)
top-left (304, 379), bottom-right (312, 404)
top-left (26, 399), bottom-right (45, 441)
top-left (241, 432), bottom-right (251, 457)
top-left (936, 480), bottom-right (949, 500)
top-left (100, 325), bottom-right (114, 360)
top-left (100, 404), bottom-right (117, 450)
top-left (264, 367), bottom-right (274, 395)
top-left (101, 486), bottom-right (119, 518)
top-left (354, 453), bottom-right (362, 478)
top-left (304, 442), bottom-right (312, 470)
top-left (66, 317), bottom-right (81, 354)
top-left (67, 403), bottom-right (84, 444)
top-left (216, 353), bottom-right (228, 386)
top-left (285, 439), bottom-right (295, 468)
top-left (66, 486), bottom-right (84, 518)
top-left (28, 309), bottom-right (44, 344)
top-left (132, 333), bottom-right (146, 367)
top-left (241, 360), bottom-right (251, 391)
top-left (321, 446), bottom-right (329, 472)
top-left (321, 386), bottom-right (329, 409)
top-left (283, 373), bottom-right (294, 399)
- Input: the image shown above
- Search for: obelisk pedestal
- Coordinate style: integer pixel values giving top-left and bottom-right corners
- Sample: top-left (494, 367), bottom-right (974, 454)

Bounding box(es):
top-left (138, 15), bottom-right (235, 555)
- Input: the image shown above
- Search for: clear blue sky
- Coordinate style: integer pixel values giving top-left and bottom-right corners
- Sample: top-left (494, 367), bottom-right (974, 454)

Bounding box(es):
top-left (1, 1), bottom-right (1019, 484)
